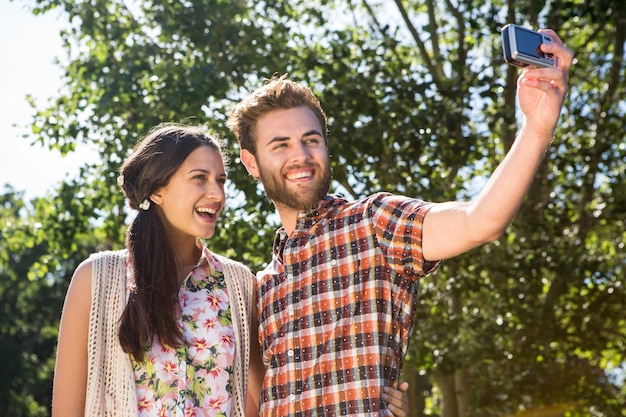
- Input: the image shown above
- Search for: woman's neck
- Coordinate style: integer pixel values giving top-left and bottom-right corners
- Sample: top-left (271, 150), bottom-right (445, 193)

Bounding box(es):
top-left (173, 238), bottom-right (203, 282)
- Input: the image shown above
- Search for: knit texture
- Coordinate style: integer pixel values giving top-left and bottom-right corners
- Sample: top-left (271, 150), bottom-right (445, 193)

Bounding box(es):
top-left (84, 250), bottom-right (255, 417)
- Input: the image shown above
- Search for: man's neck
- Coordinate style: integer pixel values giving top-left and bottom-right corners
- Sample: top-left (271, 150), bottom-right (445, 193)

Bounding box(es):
top-left (275, 205), bottom-right (299, 235)
top-left (274, 198), bottom-right (327, 235)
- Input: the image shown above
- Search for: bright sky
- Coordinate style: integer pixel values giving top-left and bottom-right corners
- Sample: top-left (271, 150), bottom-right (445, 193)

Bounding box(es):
top-left (0, 1), bottom-right (98, 200)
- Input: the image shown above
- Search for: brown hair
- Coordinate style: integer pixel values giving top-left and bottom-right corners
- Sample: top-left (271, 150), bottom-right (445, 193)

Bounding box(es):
top-left (117, 123), bottom-right (228, 361)
top-left (226, 74), bottom-right (328, 155)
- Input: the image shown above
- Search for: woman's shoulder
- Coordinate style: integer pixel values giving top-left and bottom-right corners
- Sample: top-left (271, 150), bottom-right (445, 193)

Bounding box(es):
top-left (207, 250), bottom-right (245, 269)
top-left (62, 256), bottom-right (97, 319)
top-left (85, 249), bottom-right (129, 291)
top-left (88, 248), bottom-right (128, 263)
top-left (67, 249), bottom-right (123, 300)
top-left (211, 253), bottom-right (256, 283)
top-left (70, 257), bottom-right (95, 292)
top-left (72, 248), bottom-right (126, 288)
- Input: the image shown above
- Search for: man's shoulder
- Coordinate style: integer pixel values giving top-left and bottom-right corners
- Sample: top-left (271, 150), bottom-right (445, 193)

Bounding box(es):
top-left (329, 191), bottom-right (397, 210)
top-left (335, 192), bottom-right (433, 221)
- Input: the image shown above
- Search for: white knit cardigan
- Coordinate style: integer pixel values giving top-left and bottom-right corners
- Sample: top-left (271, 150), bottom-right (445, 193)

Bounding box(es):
top-left (84, 250), bottom-right (255, 417)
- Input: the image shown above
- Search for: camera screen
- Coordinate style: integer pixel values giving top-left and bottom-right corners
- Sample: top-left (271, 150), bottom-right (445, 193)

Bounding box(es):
top-left (515, 27), bottom-right (545, 58)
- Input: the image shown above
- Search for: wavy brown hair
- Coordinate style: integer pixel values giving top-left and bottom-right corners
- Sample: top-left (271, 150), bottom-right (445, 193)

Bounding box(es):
top-left (226, 74), bottom-right (328, 156)
top-left (117, 123), bottom-right (227, 361)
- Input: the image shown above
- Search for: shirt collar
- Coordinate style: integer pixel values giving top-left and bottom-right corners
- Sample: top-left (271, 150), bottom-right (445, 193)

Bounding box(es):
top-left (272, 194), bottom-right (347, 253)
top-left (196, 239), bottom-right (219, 274)
top-left (296, 194), bottom-right (345, 220)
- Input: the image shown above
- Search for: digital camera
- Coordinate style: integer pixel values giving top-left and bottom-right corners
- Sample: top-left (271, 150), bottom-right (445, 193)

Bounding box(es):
top-left (501, 24), bottom-right (555, 68)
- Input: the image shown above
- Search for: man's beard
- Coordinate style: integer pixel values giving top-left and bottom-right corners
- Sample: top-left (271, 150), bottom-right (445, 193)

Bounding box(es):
top-left (259, 161), bottom-right (331, 211)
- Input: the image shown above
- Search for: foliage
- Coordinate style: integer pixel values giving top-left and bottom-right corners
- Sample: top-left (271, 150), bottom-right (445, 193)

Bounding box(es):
top-left (0, 185), bottom-right (101, 415)
top-left (3, 0), bottom-right (625, 415)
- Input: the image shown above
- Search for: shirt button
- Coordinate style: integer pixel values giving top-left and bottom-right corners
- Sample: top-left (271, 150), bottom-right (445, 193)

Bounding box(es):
top-left (287, 274), bottom-right (294, 281)
top-left (288, 306), bottom-right (295, 316)
top-left (289, 394), bottom-right (296, 402)
top-left (288, 349), bottom-right (294, 357)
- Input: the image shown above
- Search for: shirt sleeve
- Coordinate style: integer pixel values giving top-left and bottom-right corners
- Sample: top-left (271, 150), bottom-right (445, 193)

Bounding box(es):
top-left (366, 192), bottom-right (441, 278)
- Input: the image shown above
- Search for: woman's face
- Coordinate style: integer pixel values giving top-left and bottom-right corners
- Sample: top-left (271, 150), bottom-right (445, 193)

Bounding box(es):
top-left (149, 146), bottom-right (227, 242)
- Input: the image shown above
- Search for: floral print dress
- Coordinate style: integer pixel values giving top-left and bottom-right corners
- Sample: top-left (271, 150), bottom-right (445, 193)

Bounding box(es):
top-left (131, 248), bottom-right (235, 417)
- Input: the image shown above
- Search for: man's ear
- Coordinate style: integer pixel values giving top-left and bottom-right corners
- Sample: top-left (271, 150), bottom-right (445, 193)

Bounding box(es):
top-left (240, 149), bottom-right (260, 179)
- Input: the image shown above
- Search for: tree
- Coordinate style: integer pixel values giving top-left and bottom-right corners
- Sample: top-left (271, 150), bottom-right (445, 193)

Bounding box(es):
top-left (6, 0), bottom-right (625, 415)
top-left (0, 185), bottom-right (102, 415)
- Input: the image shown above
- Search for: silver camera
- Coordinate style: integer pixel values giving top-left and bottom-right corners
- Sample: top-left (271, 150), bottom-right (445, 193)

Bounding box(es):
top-left (501, 24), bottom-right (555, 68)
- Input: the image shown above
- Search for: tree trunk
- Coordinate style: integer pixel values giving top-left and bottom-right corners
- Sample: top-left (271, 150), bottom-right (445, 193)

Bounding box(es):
top-left (434, 372), bottom-right (459, 417)
top-left (454, 367), bottom-right (469, 417)
top-left (402, 361), bottom-right (432, 417)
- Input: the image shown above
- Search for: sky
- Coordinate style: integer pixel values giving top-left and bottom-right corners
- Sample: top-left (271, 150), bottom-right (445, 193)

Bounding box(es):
top-left (0, 1), bottom-right (98, 200)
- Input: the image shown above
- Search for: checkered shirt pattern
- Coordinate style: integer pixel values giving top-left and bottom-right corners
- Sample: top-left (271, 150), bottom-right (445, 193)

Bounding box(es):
top-left (257, 193), bottom-right (440, 416)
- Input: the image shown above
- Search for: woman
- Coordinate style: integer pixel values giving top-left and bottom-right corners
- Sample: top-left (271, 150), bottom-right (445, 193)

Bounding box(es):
top-left (52, 123), bottom-right (264, 417)
top-left (52, 123), bottom-right (408, 417)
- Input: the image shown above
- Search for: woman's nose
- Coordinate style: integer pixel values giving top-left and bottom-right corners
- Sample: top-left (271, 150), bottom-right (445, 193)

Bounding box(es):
top-left (205, 181), bottom-right (224, 200)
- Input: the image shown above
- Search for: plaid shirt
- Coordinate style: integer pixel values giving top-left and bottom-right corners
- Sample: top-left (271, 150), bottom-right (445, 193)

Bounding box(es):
top-left (257, 193), bottom-right (440, 416)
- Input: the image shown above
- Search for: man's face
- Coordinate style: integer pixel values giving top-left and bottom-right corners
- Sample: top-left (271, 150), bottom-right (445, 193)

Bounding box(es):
top-left (241, 106), bottom-right (331, 212)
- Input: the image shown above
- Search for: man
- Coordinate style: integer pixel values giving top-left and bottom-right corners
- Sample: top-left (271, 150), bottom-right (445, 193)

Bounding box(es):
top-left (227, 30), bottom-right (573, 416)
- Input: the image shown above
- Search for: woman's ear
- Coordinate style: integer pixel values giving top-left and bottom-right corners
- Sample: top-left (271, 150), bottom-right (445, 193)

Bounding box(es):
top-left (149, 188), bottom-right (164, 206)
top-left (240, 149), bottom-right (260, 179)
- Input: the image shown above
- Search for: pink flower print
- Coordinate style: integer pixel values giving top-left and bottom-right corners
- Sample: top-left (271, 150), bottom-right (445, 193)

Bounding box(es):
top-left (188, 336), bottom-right (211, 362)
top-left (208, 344), bottom-right (235, 381)
top-left (203, 316), bottom-right (218, 331)
top-left (205, 395), bottom-right (229, 417)
top-left (158, 344), bottom-right (170, 355)
top-left (219, 330), bottom-right (234, 348)
top-left (185, 290), bottom-right (209, 312)
top-left (205, 289), bottom-right (228, 312)
top-left (206, 255), bottom-right (222, 272)
top-left (216, 329), bottom-right (236, 357)
top-left (136, 389), bottom-right (155, 416)
top-left (145, 347), bottom-right (178, 371)
top-left (212, 324), bottom-right (235, 355)
top-left (159, 399), bottom-right (177, 417)
top-left (154, 360), bottom-right (178, 383)
top-left (207, 362), bottom-right (228, 380)
top-left (189, 265), bottom-right (208, 282)
top-left (179, 291), bottom-right (190, 307)
top-left (191, 305), bottom-right (208, 318)
top-left (184, 405), bottom-right (198, 417)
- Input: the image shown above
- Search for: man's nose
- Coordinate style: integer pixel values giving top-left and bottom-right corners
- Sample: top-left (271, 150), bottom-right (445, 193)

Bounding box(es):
top-left (289, 142), bottom-right (310, 164)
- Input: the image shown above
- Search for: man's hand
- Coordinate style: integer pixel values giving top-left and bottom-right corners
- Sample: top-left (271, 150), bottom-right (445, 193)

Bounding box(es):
top-left (517, 29), bottom-right (574, 138)
top-left (383, 381), bottom-right (410, 417)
